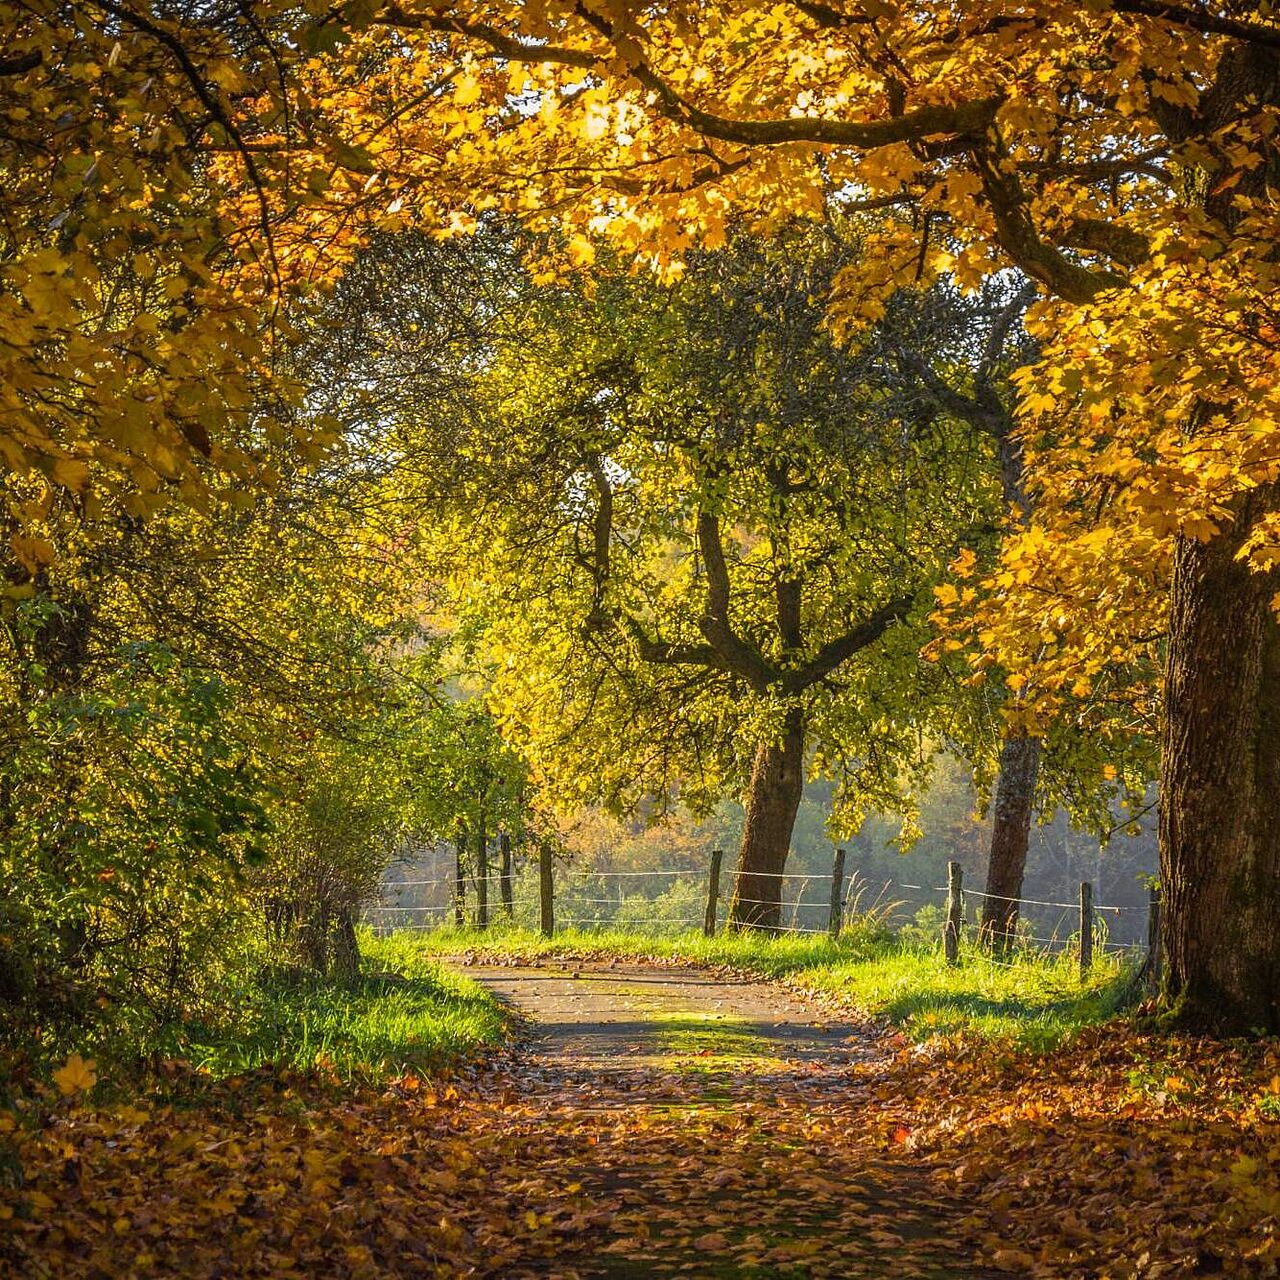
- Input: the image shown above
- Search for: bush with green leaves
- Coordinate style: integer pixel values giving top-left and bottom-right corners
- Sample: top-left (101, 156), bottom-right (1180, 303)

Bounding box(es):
top-left (0, 607), bottom-right (268, 1070)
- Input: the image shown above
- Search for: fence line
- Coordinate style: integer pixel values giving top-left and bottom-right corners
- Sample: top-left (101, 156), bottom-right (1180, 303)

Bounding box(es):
top-left (365, 845), bottom-right (1160, 975)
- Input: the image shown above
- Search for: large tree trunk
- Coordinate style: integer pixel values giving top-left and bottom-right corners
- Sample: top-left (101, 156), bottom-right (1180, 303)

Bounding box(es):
top-left (1161, 507), bottom-right (1280, 1034)
top-left (729, 708), bottom-right (806, 932)
top-left (980, 731), bottom-right (1041, 953)
top-left (1148, 32), bottom-right (1280, 1037)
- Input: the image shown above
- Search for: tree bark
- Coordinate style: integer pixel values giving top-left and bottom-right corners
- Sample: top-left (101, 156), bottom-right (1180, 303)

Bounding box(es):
top-left (980, 731), bottom-right (1041, 952)
top-left (1161, 501), bottom-right (1280, 1034)
top-left (729, 707), bottom-right (806, 931)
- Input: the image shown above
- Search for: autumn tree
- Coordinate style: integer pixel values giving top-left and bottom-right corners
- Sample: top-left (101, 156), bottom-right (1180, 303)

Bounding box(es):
top-left (318, 225), bottom-right (1006, 928)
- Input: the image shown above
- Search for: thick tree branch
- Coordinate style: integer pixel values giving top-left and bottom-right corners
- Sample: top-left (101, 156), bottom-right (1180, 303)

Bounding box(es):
top-left (621, 614), bottom-right (726, 670)
top-left (787, 1), bottom-right (874, 29)
top-left (780, 594), bottom-right (915, 694)
top-left (1111, 1), bottom-right (1280, 49)
top-left (581, 460), bottom-right (768, 683)
top-left (1058, 217), bottom-right (1151, 268)
top-left (973, 149), bottom-right (1129, 302)
top-left (585, 458), bottom-right (611, 575)
top-left (696, 510), bottom-right (778, 693)
top-left (379, 5), bottom-right (600, 68)
top-left (570, 3), bottom-right (1002, 150)
top-left (0, 50), bottom-right (42, 76)
top-left (896, 347), bottom-right (991, 430)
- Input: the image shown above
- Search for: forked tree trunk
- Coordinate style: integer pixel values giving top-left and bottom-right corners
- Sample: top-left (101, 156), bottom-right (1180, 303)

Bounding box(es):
top-left (980, 731), bottom-right (1041, 952)
top-left (729, 708), bottom-right (806, 932)
top-left (1161, 507), bottom-right (1280, 1034)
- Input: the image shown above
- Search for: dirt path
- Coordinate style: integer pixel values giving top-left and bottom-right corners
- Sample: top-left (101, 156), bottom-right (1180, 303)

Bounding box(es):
top-left (457, 960), bottom-right (870, 1068)
top-left (450, 960), bottom-right (995, 1279)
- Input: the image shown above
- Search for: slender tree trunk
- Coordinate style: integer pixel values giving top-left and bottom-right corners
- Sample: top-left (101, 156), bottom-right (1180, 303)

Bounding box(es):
top-left (980, 731), bottom-right (1041, 952)
top-left (499, 831), bottom-right (513, 917)
top-left (729, 708), bottom-right (806, 932)
top-left (1161, 504), bottom-right (1280, 1034)
top-left (331, 909), bottom-right (360, 982)
top-left (981, 357), bottom-right (1044, 950)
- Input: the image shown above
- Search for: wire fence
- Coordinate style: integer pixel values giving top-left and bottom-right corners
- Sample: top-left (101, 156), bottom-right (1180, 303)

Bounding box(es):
top-left (363, 846), bottom-right (1159, 972)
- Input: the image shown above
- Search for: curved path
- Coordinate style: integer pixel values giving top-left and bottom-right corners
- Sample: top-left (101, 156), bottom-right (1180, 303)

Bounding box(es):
top-left (453, 960), bottom-right (996, 1279)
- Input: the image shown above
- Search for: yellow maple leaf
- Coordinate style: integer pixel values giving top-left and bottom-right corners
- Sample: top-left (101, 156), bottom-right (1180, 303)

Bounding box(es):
top-left (53, 1052), bottom-right (97, 1097)
top-left (566, 234), bottom-right (596, 268)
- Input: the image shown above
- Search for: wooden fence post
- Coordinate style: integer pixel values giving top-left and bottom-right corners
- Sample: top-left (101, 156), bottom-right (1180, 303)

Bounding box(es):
top-left (828, 848), bottom-right (847, 940)
top-left (539, 841), bottom-right (554, 939)
top-left (1146, 882), bottom-right (1162, 988)
top-left (944, 861), bottom-right (963, 966)
top-left (476, 817), bottom-right (488, 929)
top-left (704, 848), bottom-right (723, 938)
top-left (454, 828), bottom-right (467, 928)
top-left (499, 831), bottom-right (513, 918)
top-left (1079, 880), bottom-right (1094, 979)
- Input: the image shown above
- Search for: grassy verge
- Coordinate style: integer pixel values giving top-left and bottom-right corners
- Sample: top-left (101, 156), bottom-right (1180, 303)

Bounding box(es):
top-left (389, 922), bottom-right (1136, 1049)
top-left (188, 936), bottom-right (507, 1081)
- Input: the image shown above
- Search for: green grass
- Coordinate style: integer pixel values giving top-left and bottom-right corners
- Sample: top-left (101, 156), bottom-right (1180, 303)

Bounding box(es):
top-left (188, 936), bottom-right (507, 1081)
top-left (397, 922), bottom-right (1136, 1050)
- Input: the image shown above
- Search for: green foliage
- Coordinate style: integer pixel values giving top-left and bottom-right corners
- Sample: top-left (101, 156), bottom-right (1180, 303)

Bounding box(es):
top-left (406, 697), bottom-right (535, 847)
top-left (0, 434), bottom-right (456, 1074)
top-left (0, 608), bottom-right (267, 1068)
top-left (350, 225), bottom-right (1001, 834)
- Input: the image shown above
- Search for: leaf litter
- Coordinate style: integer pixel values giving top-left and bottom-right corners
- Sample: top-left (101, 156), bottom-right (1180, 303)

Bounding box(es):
top-left (1, 961), bottom-right (1276, 1278)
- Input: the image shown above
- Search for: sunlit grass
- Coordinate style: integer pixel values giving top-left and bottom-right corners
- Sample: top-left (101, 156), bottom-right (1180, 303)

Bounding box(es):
top-left (389, 922), bottom-right (1136, 1050)
top-left (190, 940), bottom-right (506, 1081)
